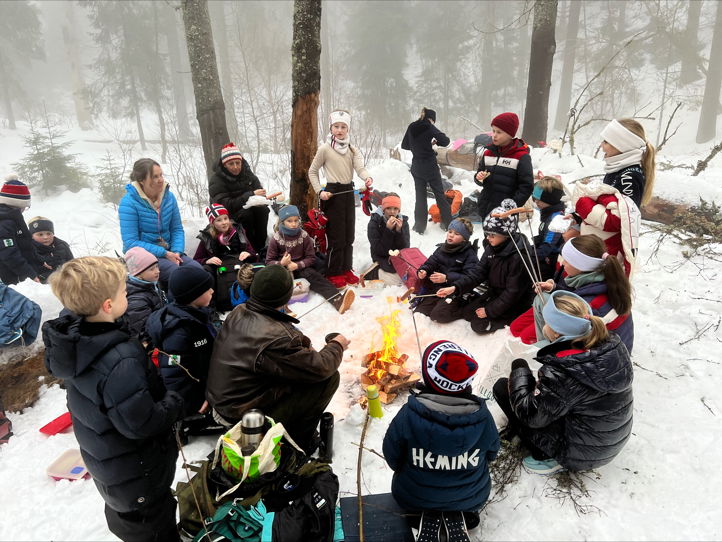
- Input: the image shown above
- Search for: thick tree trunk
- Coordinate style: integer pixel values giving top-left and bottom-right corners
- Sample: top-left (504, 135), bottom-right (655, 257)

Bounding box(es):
top-left (164, 5), bottom-right (193, 140)
top-left (182, 0), bottom-right (230, 177)
top-left (553, 0), bottom-right (580, 131)
top-left (62, 4), bottom-right (92, 130)
top-left (209, 1), bottom-right (239, 143)
top-left (680, 0), bottom-right (703, 85)
top-left (696, 0), bottom-right (722, 143)
top-left (522, 0), bottom-right (558, 146)
top-left (290, 0), bottom-right (322, 219)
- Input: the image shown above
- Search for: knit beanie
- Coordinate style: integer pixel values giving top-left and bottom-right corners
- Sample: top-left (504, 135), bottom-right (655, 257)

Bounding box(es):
top-left (0, 175), bottom-right (31, 208)
top-left (423, 108), bottom-right (437, 123)
top-left (279, 205), bottom-right (300, 222)
top-left (169, 266), bottom-right (214, 305)
top-left (542, 290), bottom-right (593, 339)
top-left (329, 110), bottom-right (351, 130)
top-left (491, 112), bottom-right (519, 138)
top-left (532, 184), bottom-right (565, 205)
top-left (448, 219), bottom-right (471, 240)
top-left (381, 195), bottom-right (401, 210)
top-left (124, 247), bottom-right (158, 277)
top-left (250, 264), bottom-right (294, 308)
top-left (421, 340), bottom-right (478, 395)
top-left (220, 142), bottom-right (243, 165)
top-left (206, 203), bottom-right (229, 223)
top-left (482, 198), bottom-right (518, 235)
top-left (28, 218), bottom-right (54, 234)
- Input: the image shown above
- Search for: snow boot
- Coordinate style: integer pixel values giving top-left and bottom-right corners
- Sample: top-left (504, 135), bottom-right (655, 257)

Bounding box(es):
top-left (522, 456), bottom-right (565, 475)
top-left (415, 511), bottom-right (442, 542)
top-left (442, 511), bottom-right (471, 542)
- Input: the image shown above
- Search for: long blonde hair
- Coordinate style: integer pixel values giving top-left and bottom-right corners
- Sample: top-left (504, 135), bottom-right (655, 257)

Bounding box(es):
top-left (553, 295), bottom-right (609, 350)
top-left (618, 118), bottom-right (655, 207)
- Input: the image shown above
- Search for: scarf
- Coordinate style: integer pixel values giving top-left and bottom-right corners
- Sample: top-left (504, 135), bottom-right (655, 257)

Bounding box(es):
top-left (563, 270), bottom-right (604, 290)
top-left (441, 241), bottom-right (470, 254)
top-left (604, 148), bottom-right (644, 174)
top-left (280, 225), bottom-right (301, 237)
top-left (218, 226), bottom-right (236, 246)
top-left (327, 133), bottom-right (350, 155)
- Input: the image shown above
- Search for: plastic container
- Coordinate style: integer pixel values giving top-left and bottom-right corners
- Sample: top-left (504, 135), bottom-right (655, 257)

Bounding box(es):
top-left (46, 449), bottom-right (89, 481)
top-left (358, 279), bottom-right (386, 298)
top-left (289, 278), bottom-right (311, 305)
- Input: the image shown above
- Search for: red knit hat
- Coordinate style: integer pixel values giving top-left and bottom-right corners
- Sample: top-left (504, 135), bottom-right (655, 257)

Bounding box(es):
top-left (491, 112), bottom-right (519, 138)
top-left (205, 203), bottom-right (229, 223)
top-left (220, 143), bottom-right (243, 165)
top-left (421, 340), bottom-right (478, 395)
top-left (0, 174), bottom-right (31, 208)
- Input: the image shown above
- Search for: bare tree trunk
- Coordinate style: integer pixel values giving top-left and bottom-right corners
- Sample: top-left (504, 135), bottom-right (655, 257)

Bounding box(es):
top-left (62, 3), bottom-right (92, 130)
top-left (680, 0), bottom-right (703, 85)
top-left (553, 0), bottom-right (580, 130)
top-left (209, 0), bottom-right (239, 143)
top-left (477, 3), bottom-right (494, 124)
top-left (290, 0), bottom-right (322, 218)
top-left (182, 0), bottom-right (230, 177)
top-left (696, 0), bottom-right (722, 143)
top-left (152, 4), bottom-right (168, 162)
top-left (522, 0), bottom-right (558, 146)
top-left (0, 58), bottom-right (16, 129)
top-left (164, 5), bottom-right (193, 140)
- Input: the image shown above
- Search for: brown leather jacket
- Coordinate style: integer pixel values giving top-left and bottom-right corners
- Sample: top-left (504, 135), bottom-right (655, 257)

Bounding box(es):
top-left (206, 299), bottom-right (344, 423)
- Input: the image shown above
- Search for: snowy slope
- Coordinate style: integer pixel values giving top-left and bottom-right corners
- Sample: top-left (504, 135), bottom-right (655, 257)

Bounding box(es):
top-left (0, 122), bottom-right (721, 541)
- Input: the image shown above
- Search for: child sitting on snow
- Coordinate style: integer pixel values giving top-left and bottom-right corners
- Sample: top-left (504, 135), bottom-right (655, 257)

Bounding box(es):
top-left (493, 290), bottom-right (633, 475)
top-left (123, 247), bottom-right (167, 345)
top-left (383, 340), bottom-right (499, 541)
top-left (414, 218), bottom-right (478, 323)
top-left (437, 199), bottom-right (535, 334)
top-left (266, 205), bottom-right (354, 314)
top-left (530, 177), bottom-right (566, 280)
top-left (28, 216), bottom-right (74, 283)
top-left (367, 193), bottom-right (410, 285)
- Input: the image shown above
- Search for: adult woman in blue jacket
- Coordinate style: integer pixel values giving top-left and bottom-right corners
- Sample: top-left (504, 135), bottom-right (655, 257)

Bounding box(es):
top-left (119, 158), bottom-right (202, 287)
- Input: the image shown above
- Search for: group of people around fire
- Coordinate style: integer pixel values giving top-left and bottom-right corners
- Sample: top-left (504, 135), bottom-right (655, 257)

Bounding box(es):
top-left (0, 105), bottom-right (655, 541)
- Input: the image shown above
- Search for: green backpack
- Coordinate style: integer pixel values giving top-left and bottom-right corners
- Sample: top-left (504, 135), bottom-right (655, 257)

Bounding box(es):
top-left (193, 498), bottom-right (267, 542)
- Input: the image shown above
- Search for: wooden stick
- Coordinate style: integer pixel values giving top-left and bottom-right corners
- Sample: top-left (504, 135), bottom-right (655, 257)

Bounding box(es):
top-left (357, 412), bottom-right (371, 542)
top-left (266, 191), bottom-right (283, 199)
top-left (359, 261), bottom-right (379, 287)
top-left (491, 207), bottom-right (534, 219)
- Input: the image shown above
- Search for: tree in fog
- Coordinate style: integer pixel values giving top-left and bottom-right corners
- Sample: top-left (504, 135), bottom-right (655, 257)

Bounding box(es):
top-left (62, 2), bottom-right (93, 130)
top-left (696, 0), bottom-right (722, 143)
top-left (553, 0), bottom-right (580, 131)
top-left (522, 0), bottom-right (557, 146)
top-left (162, 3), bottom-right (194, 141)
top-left (0, 1), bottom-right (44, 129)
top-left (209, 1), bottom-right (240, 143)
top-left (289, 0), bottom-right (321, 218)
top-left (679, 0), bottom-right (703, 85)
top-left (182, 0), bottom-right (230, 176)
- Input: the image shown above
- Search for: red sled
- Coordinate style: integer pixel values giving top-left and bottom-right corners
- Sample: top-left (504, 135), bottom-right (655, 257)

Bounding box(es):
top-left (39, 412), bottom-right (73, 436)
top-left (390, 248), bottom-right (427, 291)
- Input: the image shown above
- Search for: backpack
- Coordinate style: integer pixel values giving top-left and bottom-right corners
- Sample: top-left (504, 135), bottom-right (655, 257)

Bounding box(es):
top-left (0, 283), bottom-right (41, 347)
top-left (428, 189), bottom-right (463, 223)
top-left (303, 208), bottom-right (329, 254)
top-left (192, 499), bottom-right (267, 542)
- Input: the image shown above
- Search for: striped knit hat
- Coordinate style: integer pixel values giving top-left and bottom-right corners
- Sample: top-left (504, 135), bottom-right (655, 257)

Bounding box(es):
top-left (220, 142), bottom-right (243, 165)
top-left (0, 175), bottom-right (31, 208)
top-left (205, 203), bottom-right (229, 223)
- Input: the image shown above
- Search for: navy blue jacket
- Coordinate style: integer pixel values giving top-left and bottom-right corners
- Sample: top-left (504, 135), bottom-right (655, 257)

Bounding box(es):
top-left (603, 165), bottom-right (645, 208)
top-left (367, 208), bottom-right (410, 273)
top-left (383, 390), bottom-right (499, 512)
top-left (0, 204), bottom-right (39, 284)
top-left (43, 316), bottom-right (183, 513)
top-left (146, 304), bottom-right (216, 416)
top-left (32, 237), bottom-right (74, 283)
top-left (509, 335), bottom-right (633, 471)
top-left (126, 276), bottom-right (167, 344)
top-left (419, 241), bottom-right (479, 288)
top-left (533, 202), bottom-right (565, 280)
top-left (401, 119), bottom-right (450, 176)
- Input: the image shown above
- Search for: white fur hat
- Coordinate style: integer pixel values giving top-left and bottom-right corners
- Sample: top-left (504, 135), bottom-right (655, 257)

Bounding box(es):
top-left (329, 110), bottom-right (351, 130)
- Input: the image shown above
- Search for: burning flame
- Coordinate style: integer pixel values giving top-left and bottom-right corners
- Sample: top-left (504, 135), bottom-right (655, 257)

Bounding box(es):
top-left (366, 299), bottom-right (404, 382)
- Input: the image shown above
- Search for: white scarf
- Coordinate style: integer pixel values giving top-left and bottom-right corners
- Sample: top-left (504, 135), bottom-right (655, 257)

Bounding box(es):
top-left (327, 134), bottom-right (350, 155)
top-left (601, 119), bottom-right (646, 174)
top-left (604, 148), bottom-right (644, 174)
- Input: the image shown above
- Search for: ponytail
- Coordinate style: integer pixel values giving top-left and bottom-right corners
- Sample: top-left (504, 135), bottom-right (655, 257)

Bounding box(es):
top-left (419, 107), bottom-right (429, 121)
top-left (552, 294), bottom-right (610, 349)
top-left (574, 315), bottom-right (609, 350)
top-left (601, 254), bottom-right (632, 315)
top-left (618, 118), bottom-right (655, 207)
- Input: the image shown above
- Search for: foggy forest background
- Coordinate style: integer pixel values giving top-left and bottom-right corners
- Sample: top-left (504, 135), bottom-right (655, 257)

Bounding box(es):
top-left (0, 0), bottom-right (720, 210)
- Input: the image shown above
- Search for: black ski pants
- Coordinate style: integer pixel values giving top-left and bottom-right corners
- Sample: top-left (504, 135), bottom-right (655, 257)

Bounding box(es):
top-left (322, 182), bottom-right (355, 276)
top-left (411, 162), bottom-right (452, 233)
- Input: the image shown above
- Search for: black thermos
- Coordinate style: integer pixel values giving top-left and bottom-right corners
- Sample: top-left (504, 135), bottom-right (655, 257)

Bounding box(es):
top-left (319, 412), bottom-right (334, 462)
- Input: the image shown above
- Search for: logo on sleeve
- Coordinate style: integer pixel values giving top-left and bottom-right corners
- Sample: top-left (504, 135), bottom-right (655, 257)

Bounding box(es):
top-left (2, 239), bottom-right (14, 247)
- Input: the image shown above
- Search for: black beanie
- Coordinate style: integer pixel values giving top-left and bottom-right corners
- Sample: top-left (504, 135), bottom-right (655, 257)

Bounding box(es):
top-left (29, 218), bottom-right (54, 234)
top-left (424, 108), bottom-right (436, 122)
top-left (250, 264), bottom-right (294, 307)
top-left (169, 266), bottom-right (214, 305)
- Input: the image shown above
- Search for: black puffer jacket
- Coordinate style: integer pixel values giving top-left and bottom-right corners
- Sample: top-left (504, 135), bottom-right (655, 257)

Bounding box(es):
top-left (32, 237), bottom-right (74, 282)
top-left (603, 165), bottom-right (645, 208)
top-left (146, 304), bottom-right (216, 416)
top-left (208, 158), bottom-right (264, 220)
top-left (193, 224), bottom-right (256, 265)
top-left (0, 204), bottom-right (38, 284)
top-left (367, 209), bottom-right (410, 272)
top-left (453, 234), bottom-right (534, 321)
top-left (510, 335), bottom-right (634, 471)
top-left (206, 299), bottom-right (343, 423)
top-left (475, 140), bottom-right (534, 219)
top-left (43, 315), bottom-right (183, 513)
top-left (401, 119), bottom-right (450, 175)
top-left (125, 276), bottom-right (167, 343)
top-left (419, 241), bottom-right (479, 288)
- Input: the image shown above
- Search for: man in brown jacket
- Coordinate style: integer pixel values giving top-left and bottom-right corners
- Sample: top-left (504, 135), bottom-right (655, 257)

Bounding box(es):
top-left (206, 264), bottom-right (349, 452)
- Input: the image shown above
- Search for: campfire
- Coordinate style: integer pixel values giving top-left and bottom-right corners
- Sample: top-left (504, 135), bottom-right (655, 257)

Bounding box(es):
top-left (359, 300), bottom-right (420, 404)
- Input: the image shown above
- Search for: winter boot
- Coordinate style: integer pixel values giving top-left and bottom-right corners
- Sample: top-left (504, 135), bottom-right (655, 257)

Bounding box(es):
top-left (442, 511), bottom-right (471, 542)
top-left (332, 288), bottom-right (355, 314)
top-left (522, 456), bottom-right (565, 475)
top-left (415, 511), bottom-right (442, 542)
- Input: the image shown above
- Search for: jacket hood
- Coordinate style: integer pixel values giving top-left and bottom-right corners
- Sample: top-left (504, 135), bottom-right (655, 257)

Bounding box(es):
top-left (536, 334), bottom-right (633, 393)
top-left (0, 203), bottom-right (23, 219)
top-left (405, 392), bottom-right (487, 456)
top-left (408, 118), bottom-right (434, 138)
top-left (146, 303), bottom-right (209, 345)
top-left (43, 315), bottom-right (130, 379)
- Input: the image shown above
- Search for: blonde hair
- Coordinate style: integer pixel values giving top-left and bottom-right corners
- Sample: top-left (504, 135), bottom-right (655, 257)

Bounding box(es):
top-left (536, 176), bottom-right (564, 193)
top-left (49, 257), bottom-right (126, 316)
top-left (618, 118), bottom-right (656, 207)
top-left (552, 295), bottom-right (609, 350)
top-left (28, 215), bottom-right (51, 223)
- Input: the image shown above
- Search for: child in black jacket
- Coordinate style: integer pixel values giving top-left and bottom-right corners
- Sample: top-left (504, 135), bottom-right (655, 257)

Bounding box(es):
top-left (367, 193), bottom-right (410, 284)
top-left (0, 176), bottom-right (39, 285)
top-left (146, 265), bottom-right (218, 437)
top-left (531, 177), bottom-right (566, 280)
top-left (415, 218), bottom-right (478, 323)
top-left (124, 247), bottom-right (167, 345)
top-left (437, 199), bottom-right (535, 334)
top-left (28, 216), bottom-right (74, 283)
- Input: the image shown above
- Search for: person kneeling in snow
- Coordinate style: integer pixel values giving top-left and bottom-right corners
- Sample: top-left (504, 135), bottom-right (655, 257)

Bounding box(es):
top-left (206, 264), bottom-right (349, 453)
top-left (383, 341), bottom-right (499, 541)
top-left (494, 290), bottom-right (633, 475)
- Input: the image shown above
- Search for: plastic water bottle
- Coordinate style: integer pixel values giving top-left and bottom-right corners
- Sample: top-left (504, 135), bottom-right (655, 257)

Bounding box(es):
top-left (367, 385), bottom-right (383, 418)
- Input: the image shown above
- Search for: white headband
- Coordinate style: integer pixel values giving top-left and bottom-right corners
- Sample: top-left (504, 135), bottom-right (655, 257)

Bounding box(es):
top-left (561, 240), bottom-right (604, 272)
top-left (600, 119), bottom-right (646, 153)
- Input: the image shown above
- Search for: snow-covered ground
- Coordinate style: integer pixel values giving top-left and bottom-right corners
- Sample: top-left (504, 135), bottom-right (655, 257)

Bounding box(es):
top-left (0, 122), bottom-right (721, 541)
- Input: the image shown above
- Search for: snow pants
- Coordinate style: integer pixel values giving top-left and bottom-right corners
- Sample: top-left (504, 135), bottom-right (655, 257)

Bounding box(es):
top-left (235, 204), bottom-right (270, 253)
top-left (411, 162), bottom-right (451, 233)
top-left (322, 182), bottom-right (355, 276)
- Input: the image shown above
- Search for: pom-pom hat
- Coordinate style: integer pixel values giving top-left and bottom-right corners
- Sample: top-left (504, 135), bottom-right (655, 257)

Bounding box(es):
top-left (482, 198), bottom-right (518, 235)
top-left (0, 174), bottom-right (31, 208)
top-left (220, 143), bottom-right (243, 165)
top-left (421, 340), bottom-right (479, 395)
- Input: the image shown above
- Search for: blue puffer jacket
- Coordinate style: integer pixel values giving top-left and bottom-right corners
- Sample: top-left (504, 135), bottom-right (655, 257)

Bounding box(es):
top-left (0, 283), bottom-right (41, 347)
top-left (383, 390), bottom-right (499, 512)
top-left (118, 183), bottom-right (185, 259)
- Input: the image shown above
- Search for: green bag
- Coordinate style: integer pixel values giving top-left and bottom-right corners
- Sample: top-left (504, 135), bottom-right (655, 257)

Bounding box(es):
top-left (192, 498), bottom-right (267, 542)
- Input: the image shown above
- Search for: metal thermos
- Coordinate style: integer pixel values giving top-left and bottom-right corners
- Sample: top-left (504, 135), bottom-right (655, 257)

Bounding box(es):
top-left (319, 412), bottom-right (334, 462)
top-left (239, 409), bottom-right (266, 455)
